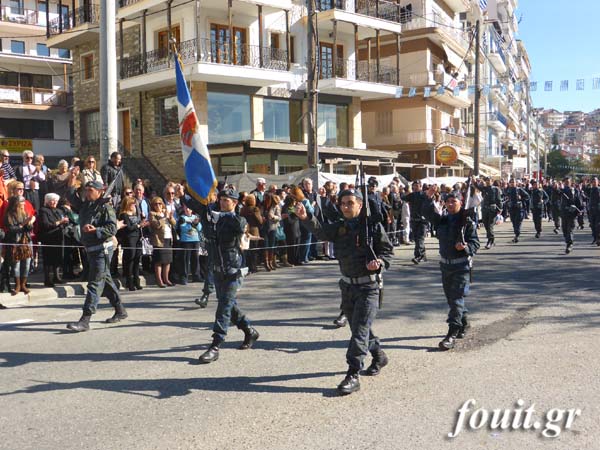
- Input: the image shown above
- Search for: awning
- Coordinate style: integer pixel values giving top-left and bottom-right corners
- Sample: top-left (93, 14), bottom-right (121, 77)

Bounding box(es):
top-left (457, 154), bottom-right (501, 177)
top-left (442, 43), bottom-right (464, 70)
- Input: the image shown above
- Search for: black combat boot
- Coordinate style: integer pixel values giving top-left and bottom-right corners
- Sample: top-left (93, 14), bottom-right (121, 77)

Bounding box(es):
top-left (195, 293), bottom-right (209, 308)
top-left (239, 326), bottom-right (259, 350)
top-left (198, 343), bottom-right (220, 364)
top-left (439, 324), bottom-right (461, 350)
top-left (67, 314), bottom-right (92, 332)
top-left (457, 315), bottom-right (470, 339)
top-left (126, 277), bottom-right (136, 291)
top-left (43, 265), bottom-right (55, 287)
top-left (364, 349), bottom-right (389, 376)
top-left (105, 304), bottom-right (128, 323)
top-left (337, 368), bottom-right (361, 395)
top-left (566, 243), bottom-right (573, 254)
top-left (333, 312), bottom-right (348, 328)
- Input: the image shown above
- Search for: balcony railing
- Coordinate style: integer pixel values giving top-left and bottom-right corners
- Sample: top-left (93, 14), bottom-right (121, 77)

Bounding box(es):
top-left (0, 6), bottom-right (60, 26)
top-left (119, 0), bottom-right (142, 6)
top-left (0, 85), bottom-right (69, 107)
top-left (120, 37), bottom-right (288, 79)
top-left (49, 3), bottom-right (100, 35)
top-left (317, 0), bottom-right (403, 22)
top-left (319, 58), bottom-right (399, 85)
top-left (403, 11), bottom-right (469, 49)
top-left (375, 129), bottom-right (473, 149)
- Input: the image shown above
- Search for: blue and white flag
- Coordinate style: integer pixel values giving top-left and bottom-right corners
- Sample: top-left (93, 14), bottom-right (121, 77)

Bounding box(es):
top-left (174, 53), bottom-right (217, 204)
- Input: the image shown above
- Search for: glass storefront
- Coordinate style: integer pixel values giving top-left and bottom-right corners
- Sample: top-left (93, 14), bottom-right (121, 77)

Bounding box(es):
top-left (263, 98), bottom-right (303, 143)
top-left (208, 92), bottom-right (251, 144)
top-left (246, 153), bottom-right (271, 174)
top-left (278, 153), bottom-right (307, 174)
top-left (317, 103), bottom-right (348, 147)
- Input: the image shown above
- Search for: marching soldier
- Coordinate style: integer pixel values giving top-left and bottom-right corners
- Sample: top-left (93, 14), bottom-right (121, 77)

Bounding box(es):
top-left (197, 188), bottom-right (260, 364)
top-left (530, 180), bottom-right (549, 238)
top-left (560, 177), bottom-right (583, 254)
top-left (65, 175), bottom-right (127, 332)
top-left (476, 177), bottom-right (502, 249)
top-left (403, 181), bottom-right (429, 264)
top-left (550, 181), bottom-right (563, 234)
top-left (506, 179), bottom-right (530, 243)
top-left (423, 187), bottom-right (480, 350)
top-left (587, 177), bottom-right (600, 245)
top-left (296, 189), bottom-right (393, 395)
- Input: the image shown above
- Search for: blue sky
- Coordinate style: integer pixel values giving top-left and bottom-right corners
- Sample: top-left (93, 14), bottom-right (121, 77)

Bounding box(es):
top-left (516, 0), bottom-right (600, 113)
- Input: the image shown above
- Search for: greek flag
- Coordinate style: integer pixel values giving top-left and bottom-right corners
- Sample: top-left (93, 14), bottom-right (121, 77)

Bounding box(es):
top-left (174, 53), bottom-right (217, 204)
top-left (479, 0), bottom-right (487, 10)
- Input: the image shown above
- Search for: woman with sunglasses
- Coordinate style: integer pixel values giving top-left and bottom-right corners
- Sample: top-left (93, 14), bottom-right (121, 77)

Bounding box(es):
top-left (3, 196), bottom-right (35, 295)
top-left (149, 197), bottom-right (176, 288)
top-left (79, 156), bottom-right (104, 188)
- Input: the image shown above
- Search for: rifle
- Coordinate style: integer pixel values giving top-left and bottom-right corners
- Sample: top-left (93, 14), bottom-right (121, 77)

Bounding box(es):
top-left (103, 168), bottom-right (123, 200)
top-left (457, 170), bottom-right (474, 247)
top-left (358, 163), bottom-right (383, 307)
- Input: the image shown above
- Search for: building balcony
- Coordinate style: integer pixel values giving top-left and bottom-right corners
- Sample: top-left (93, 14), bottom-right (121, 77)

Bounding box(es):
top-left (402, 11), bottom-right (470, 57)
top-left (443, 0), bottom-right (471, 13)
top-left (488, 49), bottom-right (507, 74)
top-left (0, 85), bottom-right (69, 109)
top-left (46, 3), bottom-right (100, 49)
top-left (0, 6), bottom-right (60, 30)
top-left (119, 37), bottom-right (293, 91)
top-left (488, 111), bottom-right (508, 131)
top-left (318, 57), bottom-right (399, 99)
top-left (316, 0), bottom-right (402, 35)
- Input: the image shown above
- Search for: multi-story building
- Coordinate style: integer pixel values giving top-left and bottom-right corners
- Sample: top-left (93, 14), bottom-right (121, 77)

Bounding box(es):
top-left (47, 0), bottom-right (412, 183)
top-left (0, 0), bottom-right (73, 162)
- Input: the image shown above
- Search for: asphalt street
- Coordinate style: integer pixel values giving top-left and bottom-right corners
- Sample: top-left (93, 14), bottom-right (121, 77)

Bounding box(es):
top-left (1, 217), bottom-right (599, 450)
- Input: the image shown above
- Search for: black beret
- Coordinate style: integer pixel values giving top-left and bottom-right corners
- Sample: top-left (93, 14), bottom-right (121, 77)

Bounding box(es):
top-left (85, 180), bottom-right (104, 190)
top-left (338, 189), bottom-right (363, 201)
top-left (218, 188), bottom-right (238, 200)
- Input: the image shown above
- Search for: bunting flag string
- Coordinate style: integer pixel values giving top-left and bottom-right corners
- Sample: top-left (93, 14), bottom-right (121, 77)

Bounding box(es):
top-left (390, 76), bottom-right (600, 100)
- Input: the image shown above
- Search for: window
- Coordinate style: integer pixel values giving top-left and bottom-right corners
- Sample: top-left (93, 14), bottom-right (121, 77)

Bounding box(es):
top-left (271, 33), bottom-right (280, 49)
top-left (0, 118), bottom-right (54, 139)
top-left (319, 43), bottom-right (344, 78)
top-left (81, 53), bottom-right (94, 81)
top-left (10, 0), bottom-right (24, 15)
top-left (11, 41), bottom-right (25, 54)
top-left (32, 74), bottom-right (52, 89)
top-left (157, 25), bottom-right (180, 56)
top-left (0, 71), bottom-right (19, 87)
top-left (376, 111), bottom-right (393, 136)
top-left (317, 103), bottom-right (348, 147)
top-left (207, 92), bottom-right (251, 144)
top-left (263, 98), bottom-right (302, 143)
top-left (36, 43), bottom-right (50, 57)
top-left (210, 24), bottom-right (247, 65)
top-left (289, 36), bottom-right (295, 63)
top-left (80, 110), bottom-right (100, 144)
top-left (154, 95), bottom-right (178, 136)
top-left (58, 48), bottom-right (70, 59)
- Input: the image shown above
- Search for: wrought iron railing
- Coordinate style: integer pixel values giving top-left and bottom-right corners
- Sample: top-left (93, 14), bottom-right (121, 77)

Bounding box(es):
top-left (356, 60), bottom-right (398, 84)
top-left (355, 0), bottom-right (402, 22)
top-left (49, 3), bottom-right (100, 35)
top-left (120, 37), bottom-right (288, 79)
top-left (0, 6), bottom-right (56, 26)
top-left (119, 0), bottom-right (142, 6)
top-left (0, 85), bottom-right (69, 106)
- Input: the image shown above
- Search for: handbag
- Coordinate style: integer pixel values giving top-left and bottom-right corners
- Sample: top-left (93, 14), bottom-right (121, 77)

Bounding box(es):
top-left (13, 233), bottom-right (33, 261)
top-left (275, 225), bottom-right (286, 242)
top-left (141, 236), bottom-right (153, 256)
top-left (240, 232), bottom-right (251, 251)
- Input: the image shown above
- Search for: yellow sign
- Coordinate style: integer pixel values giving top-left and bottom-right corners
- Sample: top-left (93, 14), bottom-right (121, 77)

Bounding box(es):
top-left (0, 139), bottom-right (33, 154)
top-left (436, 145), bottom-right (459, 165)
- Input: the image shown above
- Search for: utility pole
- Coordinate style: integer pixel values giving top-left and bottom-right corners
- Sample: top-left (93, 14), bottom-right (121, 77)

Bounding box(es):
top-left (535, 117), bottom-right (540, 179)
top-left (473, 20), bottom-right (481, 176)
top-left (526, 95), bottom-right (531, 175)
top-left (306, 0), bottom-right (319, 173)
top-left (100, 0), bottom-right (118, 165)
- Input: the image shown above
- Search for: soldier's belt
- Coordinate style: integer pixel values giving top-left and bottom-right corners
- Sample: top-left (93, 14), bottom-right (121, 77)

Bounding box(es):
top-left (340, 274), bottom-right (377, 285)
top-left (440, 256), bottom-right (469, 265)
top-left (86, 241), bottom-right (113, 253)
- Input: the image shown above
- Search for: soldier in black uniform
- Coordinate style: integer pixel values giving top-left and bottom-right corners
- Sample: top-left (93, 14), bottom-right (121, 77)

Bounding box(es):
top-left (65, 177), bottom-right (127, 332)
top-left (530, 179), bottom-right (549, 238)
top-left (423, 187), bottom-right (480, 350)
top-left (506, 179), bottom-right (530, 243)
top-left (181, 187), bottom-right (217, 308)
top-left (587, 177), bottom-right (600, 245)
top-left (476, 177), bottom-right (502, 249)
top-left (297, 189), bottom-right (393, 395)
top-left (560, 177), bottom-right (583, 254)
top-left (197, 189), bottom-right (259, 364)
top-left (403, 180), bottom-right (429, 264)
top-left (550, 181), bottom-right (563, 234)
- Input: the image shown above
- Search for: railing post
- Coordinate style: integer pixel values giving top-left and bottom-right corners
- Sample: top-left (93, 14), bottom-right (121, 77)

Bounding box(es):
top-left (366, 37), bottom-right (371, 81)
top-left (376, 0), bottom-right (379, 18)
top-left (285, 9), bottom-right (291, 70)
top-left (58, 0), bottom-right (63, 32)
top-left (228, 0), bottom-right (233, 64)
top-left (142, 9), bottom-right (147, 73)
top-left (45, 0), bottom-right (50, 37)
top-left (167, 0), bottom-right (172, 68)
top-left (119, 19), bottom-right (124, 79)
top-left (71, 0), bottom-right (75, 27)
top-left (376, 29), bottom-right (380, 82)
top-left (354, 24), bottom-right (358, 81)
top-left (395, 32), bottom-right (400, 85)
top-left (258, 5), bottom-right (263, 68)
top-left (332, 19), bottom-right (337, 77)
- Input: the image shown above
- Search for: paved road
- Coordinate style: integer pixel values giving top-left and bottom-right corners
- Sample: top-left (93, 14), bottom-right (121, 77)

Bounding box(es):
top-left (1, 218), bottom-right (599, 450)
